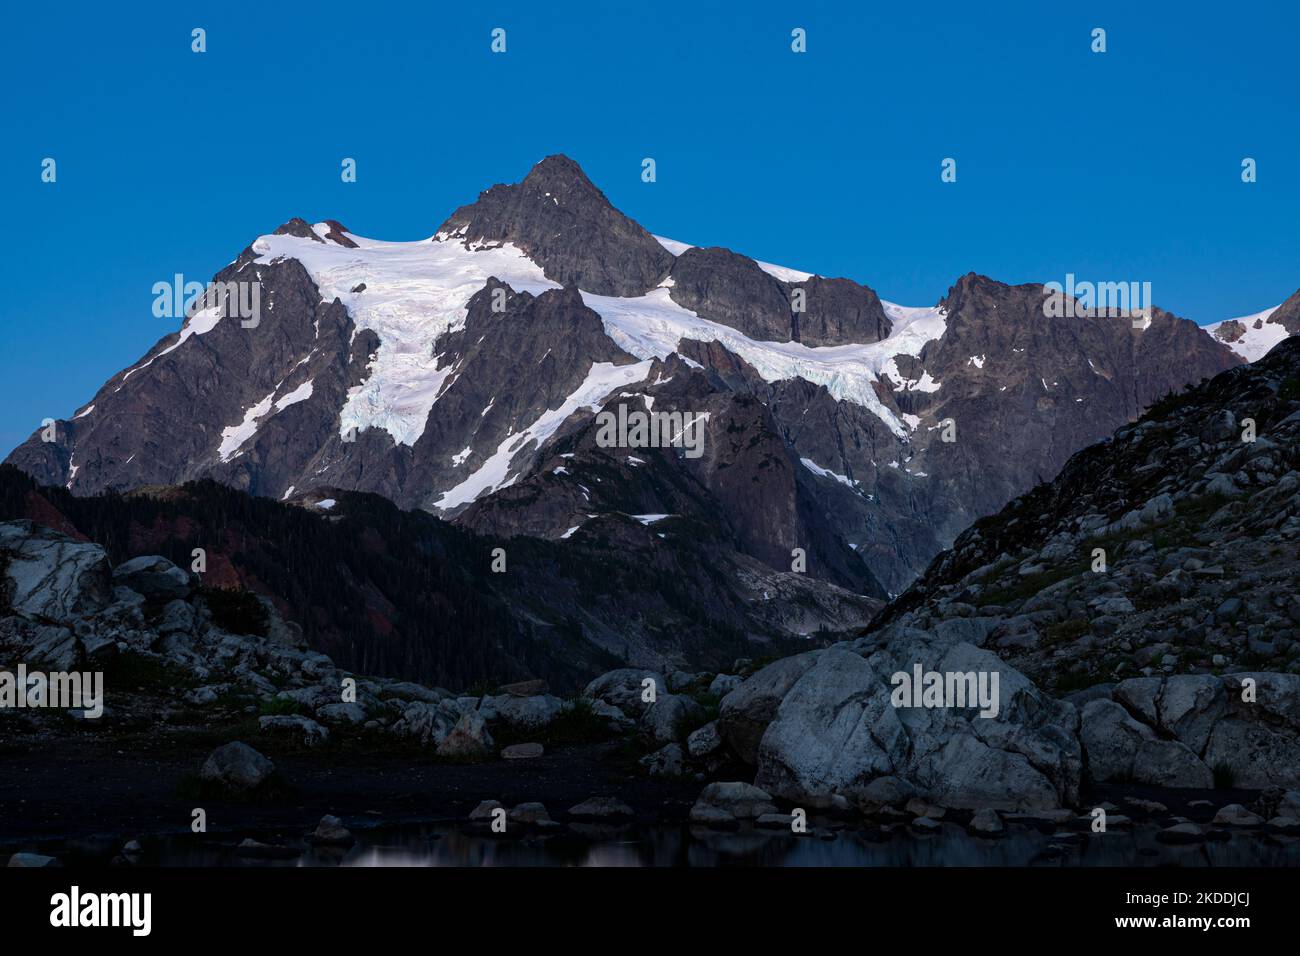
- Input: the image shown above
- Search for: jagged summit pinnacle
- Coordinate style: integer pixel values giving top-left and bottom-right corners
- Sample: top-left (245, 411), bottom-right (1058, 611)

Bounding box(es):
top-left (435, 155), bottom-right (673, 296)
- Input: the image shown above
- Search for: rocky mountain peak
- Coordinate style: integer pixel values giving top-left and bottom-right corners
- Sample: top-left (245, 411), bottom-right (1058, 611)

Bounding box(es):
top-left (519, 153), bottom-right (603, 200)
top-left (434, 155), bottom-right (673, 296)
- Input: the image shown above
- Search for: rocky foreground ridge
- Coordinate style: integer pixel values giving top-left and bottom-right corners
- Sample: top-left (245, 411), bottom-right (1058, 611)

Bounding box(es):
top-left (4, 340), bottom-right (1300, 847)
top-left (4, 406), bottom-right (1300, 848)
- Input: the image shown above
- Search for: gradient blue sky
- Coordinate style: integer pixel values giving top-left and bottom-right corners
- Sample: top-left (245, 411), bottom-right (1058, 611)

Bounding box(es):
top-left (3, 1), bottom-right (1297, 452)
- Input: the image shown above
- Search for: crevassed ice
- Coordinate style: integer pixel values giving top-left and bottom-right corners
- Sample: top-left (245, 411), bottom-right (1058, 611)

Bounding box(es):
top-left (253, 228), bottom-right (949, 455)
top-left (252, 231), bottom-right (558, 447)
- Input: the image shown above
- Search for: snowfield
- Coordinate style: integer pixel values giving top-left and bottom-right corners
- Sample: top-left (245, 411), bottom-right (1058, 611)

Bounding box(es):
top-left (236, 223), bottom-right (1286, 511)
top-left (250, 226), bottom-right (950, 456)
top-left (1205, 305), bottom-right (1288, 362)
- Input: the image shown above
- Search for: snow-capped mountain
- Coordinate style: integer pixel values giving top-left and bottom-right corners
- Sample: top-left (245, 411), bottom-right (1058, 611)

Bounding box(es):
top-left (6, 156), bottom-right (1255, 597)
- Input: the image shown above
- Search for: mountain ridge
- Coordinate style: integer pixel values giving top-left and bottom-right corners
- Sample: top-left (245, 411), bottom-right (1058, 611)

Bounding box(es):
top-left (5, 154), bottom-right (1277, 602)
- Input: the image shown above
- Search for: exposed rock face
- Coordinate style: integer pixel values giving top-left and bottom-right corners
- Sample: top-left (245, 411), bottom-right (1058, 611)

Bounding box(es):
top-left (667, 246), bottom-right (797, 341)
top-left (1078, 673), bottom-right (1300, 789)
top-left (112, 555), bottom-right (191, 602)
top-left (870, 336), bottom-right (1300, 695)
top-left (793, 276), bottom-right (892, 347)
top-left (1079, 699), bottom-right (1213, 788)
top-left (0, 520), bottom-right (111, 623)
top-left (723, 633), bottom-right (1081, 811)
top-left (436, 154), bottom-right (672, 296)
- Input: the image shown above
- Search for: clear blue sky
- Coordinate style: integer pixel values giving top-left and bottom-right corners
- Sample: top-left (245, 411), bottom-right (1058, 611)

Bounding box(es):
top-left (3, 1), bottom-right (1297, 453)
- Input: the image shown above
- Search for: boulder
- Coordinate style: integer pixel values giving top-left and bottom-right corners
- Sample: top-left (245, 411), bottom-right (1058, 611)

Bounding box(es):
top-left (1213, 804), bottom-right (1264, 826)
top-left (479, 693), bottom-right (564, 729)
top-left (1102, 673), bottom-right (1300, 789)
top-left (389, 700), bottom-right (462, 746)
top-left (436, 708), bottom-right (494, 758)
top-left (640, 742), bottom-right (685, 777)
top-left (687, 720), bottom-right (723, 758)
top-left (200, 742), bottom-right (275, 793)
top-left (7, 853), bottom-right (60, 867)
top-left (112, 555), bottom-right (191, 602)
top-left (508, 802), bottom-right (551, 825)
top-left (258, 714), bottom-right (329, 747)
top-left (584, 668), bottom-right (666, 718)
top-left (0, 521), bottom-right (111, 624)
top-left (753, 637), bottom-right (1081, 811)
top-left (1201, 674), bottom-right (1300, 788)
top-left (856, 775), bottom-right (917, 810)
top-left (502, 742), bottom-right (544, 760)
top-left (639, 693), bottom-right (706, 744)
top-left (689, 782), bottom-right (778, 827)
top-left (1079, 700), bottom-right (1212, 788)
top-left (589, 699), bottom-right (635, 731)
top-left (753, 649), bottom-right (907, 807)
top-left (317, 702), bottom-right (368, 725)
top-left (469, 799), bottom-right (503, 821)
top-left (310, 814), bottom-right (355, 846)
top-left (717, 651), bottom-right (820, 764)
top-left (708, 674), bottom-right (742, 697)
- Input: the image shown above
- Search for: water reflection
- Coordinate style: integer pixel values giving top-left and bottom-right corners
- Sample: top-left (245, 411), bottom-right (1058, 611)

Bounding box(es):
top-left (93, 821), bottom-right (1300, 868)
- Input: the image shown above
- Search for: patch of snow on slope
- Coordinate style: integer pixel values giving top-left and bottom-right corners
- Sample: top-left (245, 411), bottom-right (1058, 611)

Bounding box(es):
top-left (434, 360), bottom-right (653, 511)
top-left (274, 379), bottom-right (313, 411)
top-left (799, 457), bottom-right (864, 492)
top-left (632, 514), bottom-right (670, 525)
top-left (218, 380), bottom-right (314, 461)
top-left (1205, 305), bottom-right (1288, 362)
top-left (219, 392), bottom-right (275, 461)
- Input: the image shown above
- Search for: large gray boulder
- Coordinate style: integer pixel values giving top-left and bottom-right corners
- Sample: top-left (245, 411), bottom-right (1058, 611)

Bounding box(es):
top-left (0, 520), bottom-right (111, 624)
top-left (639, 694), bottom-right (706, 744)
top-left (754, 650), bottom-right (907, 807)
top-left (717, 651), bottom-right (821, 764)
top-left (478, 693), bottom-right (565, 729)
top-left (389, 700), bottom-right (463, 746)
top-left (200, 742), bottom-right (275, 792)
top-left (743, 631), bottom-right (1081, 811)
top-left (584, 668), bottom-right (666, 719)
top-left (1103, 673), bottom-right (1300, 788)
top-left (1079, 699), bottom-right (1213, 788)
top-left (436, 708), bottom-right (494, 758)
top-left (111, 554), bottom-right (192, 602)
top-left (258, 714), bottom-right (329, 747)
